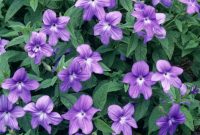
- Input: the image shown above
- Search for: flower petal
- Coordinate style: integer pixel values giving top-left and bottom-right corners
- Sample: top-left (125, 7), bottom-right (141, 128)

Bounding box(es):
top-left (23, 103), bottom-right (37, 113)
top-left (110, 27), bottom-right (123, 40)
top-left (123, 72), bottom-right (136, 85)
top-left (156, 60), bottom-right (171, 73)
top-left (106, 11), bottom-right (122, 25)
top-left (156, 13), bottom-right (166, 24)
top-left (74, 95), bottom-right (93, 111)
top-left (8, 90), bottom-right (19, 103)
top-left (126, 118), bottom-right (138, 128)
top-left (111, 122), bottom-right (122, 134)
top-left (36, 96), bottom-right (54, 113)
top-left (1, 79), bottom-right (15, 90)
top-left (77, 44), bottom-right (93, 57)
top-left (123, 103), bottom-right (134, 117)
top-left (48, 112), bottom-right (62, 125)
top-left (80, 118), bottom-right (93, 134)
top-left (43, 9), bottom-right (57, 25)
top-left (91, 62), bottom-right (103, 74)
top-left (129, 85), bottom-right (140, 99)
top-left (108, 105), bottom-right (122, 121)
top-left (12, 68), bottom-right (28, 81)
top-left (59, 30), bottom-right (70, 41)
top-left (24, 80), bottom-right (40, 90)
top-left (10, 106), bottom-right (25, 118)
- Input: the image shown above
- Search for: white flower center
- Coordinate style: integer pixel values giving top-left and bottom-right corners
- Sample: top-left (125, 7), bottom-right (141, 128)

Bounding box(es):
top-left (163, 72), bottom-right (170, 79)
top-left (33, 45), bottom-right (41, 53)
top-left (119, 116), bottom-right (126, 124)
top-left (69, 73), bottom-right (77, 82)
top-left (3, 112), bottom-right (10, 122)
top-left (50, 25), bottom-right (58, 32)
top-left (76, 111), bottom-right (86, 119)
top-left (17, 81), bottom-right (24, 90)
top-left (137, 77), bottom-right (144, 86)
top-left (39, 111), bottom-right (47, 121)
top-left (144, 18), bottom-right (151, 24)
top-left (168, 118), bottom-right (175, 126)
top-left (89, 0), bottom-right (96, 7)
top-left (103, 23), bottom-right (111, 31)
top-left (85, 58), bottom-right (93, 66)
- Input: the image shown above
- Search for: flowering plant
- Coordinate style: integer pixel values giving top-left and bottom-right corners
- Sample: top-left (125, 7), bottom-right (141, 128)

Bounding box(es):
top-left (0, 0), bottom-right (200, 135)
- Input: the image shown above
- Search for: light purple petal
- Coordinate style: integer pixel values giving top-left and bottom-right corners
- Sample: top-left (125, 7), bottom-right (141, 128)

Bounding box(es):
top-left (10, 106), bottom-right (25, 118)
top-left (0, 121), bottom-right (6, 133)
top-left (83, 6), bottom-right (94, 21)
top-left (169, 104), bottom-right (180, 117)
top-left (77, 44), bottom-right (93, 57)
top-left (12, 68), bottom-right (28, 81)
top-left (41, 121), bottom-right (52, 134)
top-left (180, 84), bottom-right (187, 95)
top-left (161, 0), bottom-right (172, 7)
top-left (156, 60), bottom-right (172, 73)
top-left (96, 0), bottom-right (111, 7)
top-left (94, 23), bottom-right (104, 35)
top-left (100, 30), bottom-right (111, 45)
top-left (134, 21), bottom-right (144, 32)
top-left (41, 45), bottom-right (53, 57)
top-left (161, 79), bottom-right (171, 92)
top-left (36, 96), bottom-right (54, 113)
top-left (71, 80), bottom-right (82, 92)
top-left (151, 72), bottom-right (163, 81)
top-left (43, 9), bottom-right (57, 25)
top-left (0, 95), bottom-right (13, 111)
top-left (123, 72), bottom-right (136, 85)
top-left (106, 11), bottom-right (122, 25)
top-left (74, 95), bottom-right (93, 111)
top-left (57, 16), bottom-right (70, 28)
top-left (110, 27), bottom-right (123, 41)
top-left (170, 77), bottom-right (182, 89)
top-left (60, 81), bottom-right (70, 92)
top-left (141, 85), bottom-right (152, 100)
top-left (75, 0), bottom-right (89, 7)
top-left (31, 117), bottom-right (39, 129)
top-left (62, 109), bottom-right (77, 120)
top-left (7, 117), bottom-right (19, 130)
top-left (156, 116), bottom-right (168, 127)
top-left (122, 124), bottom-right (132, 135)
top-left (123, 103), bottom-right (134, 117)
top-left (49, 33), bottom-right (58, 46)
top-left (126, 118), bottom-right (138, 128)
top-left (24, 80), bottom-right (40, 90)
top-left (132, 61), bottom-right (149, 76)
top-left (170, 66), bottom-right (183, 76)
top-left (1, 79), bottom-right (15, 89)
top-left (20, 90), bottom-right (31, 103)
top-left (59, 30), bottom-right (70, 41)
top-left (156, 13), bottom-right (166, 24)
top-left (8, 90), bottom-right (19, 103)
top-left (129, 85), bottom-right (140, 99)
top-left (48, 112), bottom-right (62, 125)
top-left (91, 62), bottom-right (103, 74)
top-left (108, 105), bottom-right (122, 121)
top-left (152, 0), bottom-right (160, 6)
top-left (86, 107), bottom-right (100, 120)
top-left (94, 6), bottom-right (106, 20)
top-left (111, 122), bottom-right (122, 134)
top-left (23, 103), bottom-right (37, 113)
top-left (80, 118), bottom-right (93, 134)
top-left (69, 119), bottom-right (79, 135)
top-left (91, 52), bottom-right (102, 61)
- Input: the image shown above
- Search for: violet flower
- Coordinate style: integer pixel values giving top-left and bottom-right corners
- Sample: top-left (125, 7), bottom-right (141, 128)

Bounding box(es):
top-left (190, 86), bottom-right (199, 94)
top-left (132, 3), bottom-right (166, 43)
top-left (42, 9), bottom-right (70, 46)
top-left (58, 61), bottom-right (91, 92)
top-left (123, 61), bottom-right (155, 100)
top-left (156, 104), bottom-right (185, 135)
top-left (0, 95), bottom-right (25, 133)
top-left (0, 38), bottom-right (9, 55)
top-left (179, 0), bottom-right (200, 14)
top-left (108, 103), bottom-right (138, 135)
top-left (1, 68), bottom-right (40, 103)
top-left (75, 0), bottom-right (113, 21)
top-left (151, 60), bottom-right (184, 93)
top-left (62, 95), bottom-right (100, 135)
top-left (24, 96), bottom-right (62, 134)
top-left (94, 11), bottom-right (123, 45)
top-left (25, 32), bottom-right (53, 64)
top-left (74, 44), bottom-right (103, 75)
top-left (152, 0), bottom-right (172, 7)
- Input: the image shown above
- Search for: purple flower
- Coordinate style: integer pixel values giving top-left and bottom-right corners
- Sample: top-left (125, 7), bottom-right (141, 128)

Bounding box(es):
top-left (151, 60), bottom-right (184, 93)
top-left (74, 44), bottom-right (103, 75)
top-left (94, 11), bottom-right (123, 45)
top-left (156, 104), bottom-right (185, 135)
top-left (132, 3), bottom-right (166, 43)
top-left (58, 61), bottom-right (91, 92)
top-left (0, 95), bottom-right (25, 133)
top-left (24, 96), bottom-right (62, 134)
top-left (25, 32), bottom-right (53, 64)
top-left (1, 68), bottom-right (40, 103)
top-left (0, 38), bottom-right (9, 55)
top-left (75, 0), bottom-right (113, 21)
top-left (190, 86), bottom-right (199, 94)
top-left (108, 103), bottom-right (138, 135)
top-left (152, 0), bottom-right (172, 7)
top-left (42, 9), bottom-right (70, 46)
top-left (179, 0), bottom-right (200, 14)
top-left (123, 61), bottom-right (155, 100)
top-left (62, 95), bottom-right (100, 135)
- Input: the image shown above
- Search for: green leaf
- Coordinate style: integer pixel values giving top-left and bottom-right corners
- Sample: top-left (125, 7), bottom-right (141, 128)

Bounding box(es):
top-left (135, 44), bottom-right (147, 61)
top-left (119, 0), bottom-right (133, 11)
top-left (31, 60), bottom-right (40, 76)
top-left (6, 36), bottom-right (25, 48)
top-left (94, 119), bottom-right (112, 133)
top-left (159, 38), bottom-right (174, 59)
top-left (0, 56), bottom-right (10, 83)
top-left (5, 0), bottom-right (26, 22)
top-left (175, 19), bottom-right (183, 32)
top-left (181, 107), bottom-right (194, 131)
top-left (126, 35), bottom-right (138, 57)
top-left (185, 40), bottom-right (198, 49)
top-left (60, 94), bottom-right (77, 109)
top-left (148, 106), bottom-right (165, 135)
top-left (93, 81), bottom-right (123, 109)
top-left (30, 0), bottom-right (38, 11)
top-left (40, 77), bottom-right (57, 89)
top-left (134, 100), bottom-right (150, 121)
top-left (100, 62), bottom-right (111, 72)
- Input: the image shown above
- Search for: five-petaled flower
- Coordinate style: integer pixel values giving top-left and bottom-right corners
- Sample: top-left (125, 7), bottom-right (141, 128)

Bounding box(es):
top-left (58, 62), bottom-right (91, 92)
top-left (74, 44), bottom-right (103, 75)
top-left (108, 103), bottom-right (138, 135)
top-left (75, 0), bottom-right (114, 21)
top-left (179, 0), bottom-right (200, 14)
top-left (42, 9), bottom-right (70, 46)
top-left (132, 2), bottom-right (166, 43)
top-left (0, 95), bottom-right (25, 133)
top-left (123, 61), bottom-right (155, 100)
top-left (94, 11), bottom-right (123, 45)
top-left (25, 32), bottom-right (54, 64)
top-left (151, 60), bottom-right (185, 94)
top-left (156, 104), bottom-right (185, 135)
top-left (0, 38), bottom-right (9, 55)
top-left (1, 68), bottom-right (40, 103)
top-left (24, 95), bottom-right (62, 134)
top-left (62, 95), bottom-right (100, 135)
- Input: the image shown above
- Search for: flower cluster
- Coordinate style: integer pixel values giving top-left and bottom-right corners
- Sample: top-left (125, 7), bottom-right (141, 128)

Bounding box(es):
top-left (132, 3), bottom-right (166, 43)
